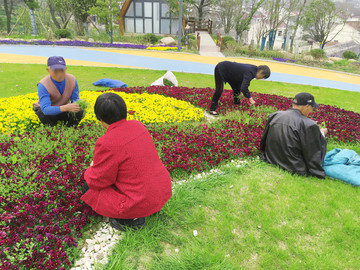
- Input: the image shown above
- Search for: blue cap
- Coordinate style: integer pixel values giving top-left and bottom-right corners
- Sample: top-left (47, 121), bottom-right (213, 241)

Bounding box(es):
top-left (47, 56), bottom-right (67, 70)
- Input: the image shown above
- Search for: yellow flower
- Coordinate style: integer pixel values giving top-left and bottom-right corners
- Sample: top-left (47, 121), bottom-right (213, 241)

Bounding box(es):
top-left (0, 91), bottom-right (204, 134)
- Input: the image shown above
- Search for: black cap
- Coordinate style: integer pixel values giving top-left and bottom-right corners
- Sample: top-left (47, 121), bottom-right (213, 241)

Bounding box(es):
top-left (293, 92), bottom-right (319, 109)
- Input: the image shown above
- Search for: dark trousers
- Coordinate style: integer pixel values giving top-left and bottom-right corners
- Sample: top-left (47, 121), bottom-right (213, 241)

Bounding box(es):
top-left (33, 106), bottom-right (84, 127)
top-left (210, 66), bottom-right (241, 111)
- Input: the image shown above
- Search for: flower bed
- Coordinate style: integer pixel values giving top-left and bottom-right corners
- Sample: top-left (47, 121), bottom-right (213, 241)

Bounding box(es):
top-left (1, 86), bottom-right (359, 269)
top-left (272, 57), bottom-right (295, 63)
top-left (0, 91), bottom-right (204, 134)
top-left (0, 39), bottom-right (178, 51)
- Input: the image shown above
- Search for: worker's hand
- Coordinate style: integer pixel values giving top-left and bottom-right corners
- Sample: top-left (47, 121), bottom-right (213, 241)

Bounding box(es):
top-left (61, 103), bottom-right (81, 113)
top-left (320, 128), bottom-right (328, 137)
top-left (90, 160), bottom-right (94, 166)
top-left (249, 97), bottom-right (256, 105)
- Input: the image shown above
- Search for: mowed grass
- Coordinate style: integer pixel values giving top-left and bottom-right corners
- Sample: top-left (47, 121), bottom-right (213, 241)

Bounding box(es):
top-left (1, 63), bottom-right (360, 113)
top-left (1, 63), bottom-right (360, 269)
top-left (103, 159), bottom-right (360, 269)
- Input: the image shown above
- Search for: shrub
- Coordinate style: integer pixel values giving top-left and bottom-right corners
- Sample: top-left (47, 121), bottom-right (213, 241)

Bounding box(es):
top-left (143, 33), bottom-right (160, 44)
top-left (343, 51), bottom-right (358, 60)
top-left (222, 36), bottom-right (237, 48)
top-left (54, 29), bottom-right (72, 39)
top-left (310, 49), bottom-right (326, 60)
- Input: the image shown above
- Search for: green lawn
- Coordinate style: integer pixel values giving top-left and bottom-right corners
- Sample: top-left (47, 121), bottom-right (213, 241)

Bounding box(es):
top-left (1, 63), bottom-right (360, 113)
top-left (1, 63), bottom-right (360, 269)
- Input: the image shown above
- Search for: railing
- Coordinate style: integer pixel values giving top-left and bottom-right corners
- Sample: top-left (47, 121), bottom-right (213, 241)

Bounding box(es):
top-left (216, 33), bottom-right (223, 51)
top-left (186, 18), bottom-right (213, 34)
top-left (197, 32), bottom-right (201, 50)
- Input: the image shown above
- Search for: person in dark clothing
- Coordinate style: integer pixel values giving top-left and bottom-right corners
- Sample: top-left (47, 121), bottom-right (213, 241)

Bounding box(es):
top-left (260, 92), bottom-right (328, 179)
top-left (209, 61), bottom-right (271, 116)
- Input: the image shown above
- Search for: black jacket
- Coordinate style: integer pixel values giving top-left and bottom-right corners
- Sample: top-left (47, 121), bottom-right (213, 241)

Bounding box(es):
top-left (260, 108), bottom-right (327, 178)
top-left (216, 61), bottom-right (258, 98)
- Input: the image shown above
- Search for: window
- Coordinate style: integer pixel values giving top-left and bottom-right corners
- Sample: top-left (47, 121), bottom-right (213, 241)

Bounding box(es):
top-left (161, 19), bottom-right (170, 34)
top-left (145, 18), bottom-right (153, 33)
top-left (126, 2), bottom-right (134, 16)
top-left (125, 18), bottom-right (135, 32)
top-left (135, 2), bottom-right (143, 17)
top-left (161, 3), bottom-right (169, 18)
top-left (171, 19), bottom-right (178, 34)
top-left (135, 18), bottom-right (144, 33)
top-left (153, 2), bottom-right (160, 33)
top-left (144, 2), bottom-right (152, 17)
top-left (124, 0), bottom-right (177, 34)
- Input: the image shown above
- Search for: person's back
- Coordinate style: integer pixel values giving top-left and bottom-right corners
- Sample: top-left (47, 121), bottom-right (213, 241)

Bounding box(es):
top-left (81, 92), bottom-right (172, 231)
top-left (260, 93), bottom-right (327, 179)
top-left (89, 119), bottom-right (171, 218)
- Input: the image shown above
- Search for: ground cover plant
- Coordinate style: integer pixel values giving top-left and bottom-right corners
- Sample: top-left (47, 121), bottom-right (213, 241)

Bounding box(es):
top-left (0, 39), bottom-right (177, 51)
top-left (1, 84), bottom-right (359, 269)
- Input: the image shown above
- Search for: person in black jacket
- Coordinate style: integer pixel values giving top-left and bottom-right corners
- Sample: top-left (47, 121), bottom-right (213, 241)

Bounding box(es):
top-left (209, 61), bottom-right (271, 116)
top-left (260, 92), bottom-right (328, 179)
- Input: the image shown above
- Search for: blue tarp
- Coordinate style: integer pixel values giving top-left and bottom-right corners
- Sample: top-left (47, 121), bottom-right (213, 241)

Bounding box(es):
top-left (93, 78), bottom-right (127, 88)
top-left (323, 149), bottom-right (360, 186)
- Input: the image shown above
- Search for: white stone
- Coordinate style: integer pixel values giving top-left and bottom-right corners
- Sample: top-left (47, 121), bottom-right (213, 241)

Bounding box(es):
top-left (94, 244), bottom-right (100, 252)
top-left (160, 37), bottom-right (176, 45)
top-left (303, 55), bottom-right (314, 61)
top-left (193, 230), bottom-right (198, 236)
top-left (59, 38), bottom-right (71, 41)
top-left (88, 38), bottom-right (95, 42)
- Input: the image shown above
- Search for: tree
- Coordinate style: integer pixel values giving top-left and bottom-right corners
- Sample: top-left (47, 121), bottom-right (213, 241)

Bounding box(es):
top-left (265, 0), bottom-right (287, 49)
top-left (302, 0), bottom-right (345, 49)
top-left (217, 0), bottom-right (240, 34)
top-left (72, 0), bottom-right (96, 35)
top-left (90, 0), bottom-right (119, 42)
top-left (4, 0), bottom-right (15, 33)
top-left (235, 0), bottom-right (265, 43)
top-left (193, 0), bottom-right (212, 24)
top-left (46, 0), bottom-right (73, 29)
top-left (23, 0), bottom-right (39, 36)
top-left (289, 0), bottom-right (307, 52)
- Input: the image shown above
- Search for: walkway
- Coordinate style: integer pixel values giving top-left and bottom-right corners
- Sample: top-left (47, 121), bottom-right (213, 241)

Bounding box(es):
top-left (197, 31), bottom-right (224, 57)
top-left (0, 45), bottom-right (359, 92)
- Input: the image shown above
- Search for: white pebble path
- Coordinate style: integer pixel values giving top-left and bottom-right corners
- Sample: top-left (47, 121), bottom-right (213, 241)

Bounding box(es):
top-left (71, 156), bottom-right (247, 269)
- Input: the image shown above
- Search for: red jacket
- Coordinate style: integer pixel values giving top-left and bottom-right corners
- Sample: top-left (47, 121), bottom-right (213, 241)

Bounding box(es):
top-left (80, 119), bottom-right (172, 218)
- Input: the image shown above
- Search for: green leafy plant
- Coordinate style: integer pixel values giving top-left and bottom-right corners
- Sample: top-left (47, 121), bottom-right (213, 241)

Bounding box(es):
top-left (74, 99), bottom-right (90, 111)
top-left (54, 29), bottom-right (72, 39)
top-left (310, 49), bottom-right (326, 60)
top-left (143, 33), bottom-right (160, 45)
top-left (163, 78), bottom-right (175, 87)
top-left (343, 51), bottom-right (358, 60)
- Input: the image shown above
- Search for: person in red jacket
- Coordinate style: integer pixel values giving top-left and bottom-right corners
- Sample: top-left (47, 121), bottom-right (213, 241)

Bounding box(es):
top-left (80, 93), bottom-right (172, 231)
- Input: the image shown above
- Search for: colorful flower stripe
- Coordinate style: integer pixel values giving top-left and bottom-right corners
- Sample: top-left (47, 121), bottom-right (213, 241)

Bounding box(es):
top-left (146, 46), bottom-right (178, 51)
top-left (272, 57), bottom-right (295, 63)
top-left (0, 91), bottom-right (204, 134)
top-left (1, 86), bottom-right (359, 269)
top-left (0, 39), bottom-right (177, 50)
top-left (117, 86), bottom-right (360, 143)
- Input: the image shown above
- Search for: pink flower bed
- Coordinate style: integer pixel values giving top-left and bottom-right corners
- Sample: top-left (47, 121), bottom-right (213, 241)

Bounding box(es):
top-left (1, 86), bottom-right (359, 269)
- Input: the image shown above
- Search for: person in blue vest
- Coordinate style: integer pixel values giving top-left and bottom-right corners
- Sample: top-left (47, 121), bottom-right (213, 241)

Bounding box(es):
top-left (209, 61), bottom-right (271, 116)
top-left (33, 56), bottom-right (84, 127)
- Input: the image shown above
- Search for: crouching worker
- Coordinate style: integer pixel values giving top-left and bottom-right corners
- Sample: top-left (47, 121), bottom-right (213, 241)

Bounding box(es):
top-left (33, 56), bottom-right (84, 127)
top-left (80, 93), bottom-right (172, 231)
top-left (260, 92), bottom-right (328, 179)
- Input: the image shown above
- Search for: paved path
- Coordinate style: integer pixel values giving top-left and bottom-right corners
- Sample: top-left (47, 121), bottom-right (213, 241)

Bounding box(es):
top-left (197, 31), bottom-right (224, 57)
top-left (0, 45), bottom-right (359, 92)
